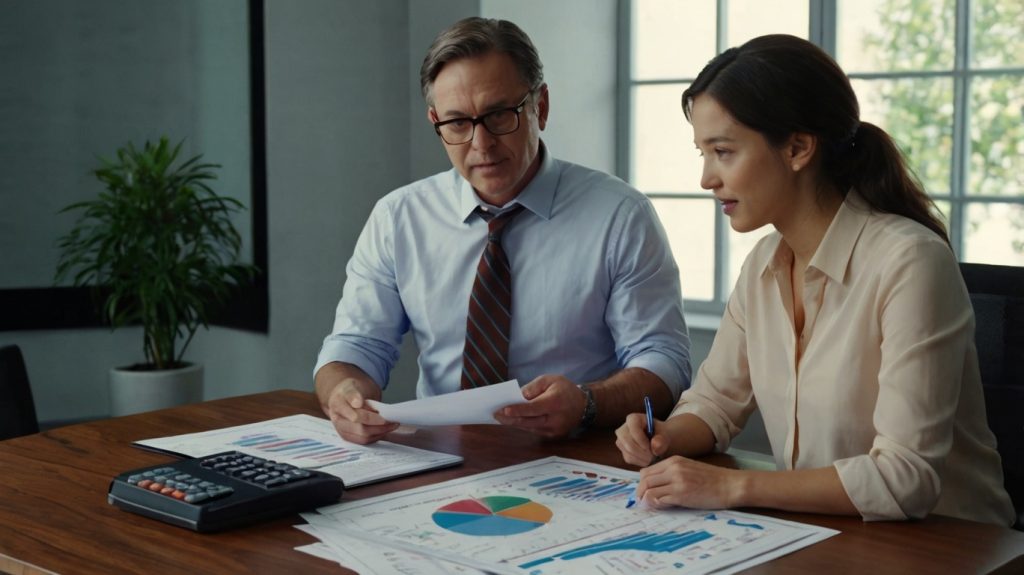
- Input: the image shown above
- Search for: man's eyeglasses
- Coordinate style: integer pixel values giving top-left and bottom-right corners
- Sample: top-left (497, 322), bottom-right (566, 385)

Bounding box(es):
top-left (432, 94), bottom-right (530, 145)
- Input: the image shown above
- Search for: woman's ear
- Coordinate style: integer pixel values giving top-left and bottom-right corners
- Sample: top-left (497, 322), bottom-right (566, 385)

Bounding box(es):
top-left (786, 132), bottom-right (817, 172)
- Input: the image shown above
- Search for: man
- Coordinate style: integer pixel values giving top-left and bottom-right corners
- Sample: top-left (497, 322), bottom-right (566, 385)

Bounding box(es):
top-left (315, 17), bottom-right (690, 444)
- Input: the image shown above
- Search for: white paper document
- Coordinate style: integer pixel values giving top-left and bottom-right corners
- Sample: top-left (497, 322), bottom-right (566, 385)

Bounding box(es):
top-left (294, 523), bottom-right (487, 574)
top-left (134, 413), bottom-right (462, 487)
top-left (366, 379), bottom-right (526, 426)
top-left (300, 456), bottom-right (838, 574)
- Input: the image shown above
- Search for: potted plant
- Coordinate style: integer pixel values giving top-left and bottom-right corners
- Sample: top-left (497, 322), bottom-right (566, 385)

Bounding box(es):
top-left (56, 137), bottom-right (257, 416)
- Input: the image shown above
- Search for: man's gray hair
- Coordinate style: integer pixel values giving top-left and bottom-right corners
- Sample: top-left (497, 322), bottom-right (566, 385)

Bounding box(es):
top-left (420, 17), bottom-right (544, 106)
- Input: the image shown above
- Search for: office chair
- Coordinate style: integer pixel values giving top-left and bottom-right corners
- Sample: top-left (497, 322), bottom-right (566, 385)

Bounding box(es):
top-left (0, 344), bottom-right (40, 441)
top-left (960, 263), bottom-right (1024, 530)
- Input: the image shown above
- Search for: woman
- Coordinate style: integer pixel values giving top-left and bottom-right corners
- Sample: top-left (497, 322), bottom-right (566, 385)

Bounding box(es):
top-left (615, 34), bottom-right (1014, 526)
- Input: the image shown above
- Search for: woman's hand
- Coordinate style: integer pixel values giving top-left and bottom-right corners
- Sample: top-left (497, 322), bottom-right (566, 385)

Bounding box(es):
top-left (636, 455), bottom-right (744, 510)
top-left (615, 413), bottom-right (669, 466)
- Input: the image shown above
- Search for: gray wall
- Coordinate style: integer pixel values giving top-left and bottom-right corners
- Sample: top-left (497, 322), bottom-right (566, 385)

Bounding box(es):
top-left (481, 0), bottom-right (617, 173)
top-left (0, 0), bottom-right (252, 287)
top-left (0, 0), bottom-right (251, 423)
top-left (0, 0), bottom-right (618, 417)
top-left (1, 0), bottom-right (766, 454)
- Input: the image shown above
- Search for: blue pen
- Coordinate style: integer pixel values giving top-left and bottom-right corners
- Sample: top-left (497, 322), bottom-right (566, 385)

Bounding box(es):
top-left (643, 395), bottom-right (655, 439)
top-left (626, 396), bottom-right (655, 508)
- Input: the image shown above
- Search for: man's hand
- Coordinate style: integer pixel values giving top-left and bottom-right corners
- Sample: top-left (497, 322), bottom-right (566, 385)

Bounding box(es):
top-left (322, 378), bottom-right (400, 444)
top-left (315, 363), bottom-right (399, 445)
top-left (492, 375), bottom-right (586, 438)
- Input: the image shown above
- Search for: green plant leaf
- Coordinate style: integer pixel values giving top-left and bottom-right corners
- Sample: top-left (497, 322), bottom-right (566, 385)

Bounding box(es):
top-left (53, 136), bottom-right (259, 369)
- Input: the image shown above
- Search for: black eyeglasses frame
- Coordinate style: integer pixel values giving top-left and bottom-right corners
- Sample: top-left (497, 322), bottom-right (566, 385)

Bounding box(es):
top-left (432, 93), bottom-right (531, 145)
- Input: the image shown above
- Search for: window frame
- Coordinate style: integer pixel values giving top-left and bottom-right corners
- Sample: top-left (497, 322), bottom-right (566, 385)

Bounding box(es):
top-left (619, 0), bottom-right (1024, 315)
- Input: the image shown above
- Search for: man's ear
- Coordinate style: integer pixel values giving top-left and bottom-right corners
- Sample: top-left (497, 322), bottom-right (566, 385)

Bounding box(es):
top-left (535, 84), bottom-right (549, 131)
top-left (427, 107), bottom-right (438, 124)
top-left (786, 132), bottom-right (817, 172)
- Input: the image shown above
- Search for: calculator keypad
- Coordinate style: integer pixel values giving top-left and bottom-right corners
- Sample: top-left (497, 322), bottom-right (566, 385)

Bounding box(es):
top-left (108, 450), bottom-right (344, 531)
top-left (125, 452), bottom-right (315, 507)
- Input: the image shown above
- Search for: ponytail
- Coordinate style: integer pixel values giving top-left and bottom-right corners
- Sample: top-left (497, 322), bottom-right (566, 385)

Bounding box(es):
top-left (828, 122), bottom-right (950, 245)
top-left (683, 35), bottom-right (950, 246)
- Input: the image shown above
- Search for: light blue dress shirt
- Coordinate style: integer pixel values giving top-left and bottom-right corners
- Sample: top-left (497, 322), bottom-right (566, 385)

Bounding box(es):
top-left (315, 146), bottom-right (691, 399)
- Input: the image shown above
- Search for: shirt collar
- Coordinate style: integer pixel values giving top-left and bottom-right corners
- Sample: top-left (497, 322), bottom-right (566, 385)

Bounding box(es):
top-left (458, 141), bottom-right (557, 223)
top-left (763, 191), bottom-right (871, 284)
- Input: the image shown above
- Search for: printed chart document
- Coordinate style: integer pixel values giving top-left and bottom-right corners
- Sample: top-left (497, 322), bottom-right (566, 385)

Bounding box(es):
top-left (134, 414), bottom-right (462, 487)
top-left (367, 379), bottom-right (526, 426)
top-left (298, 456), bottom-right (838, 574)
top-left (294, 524), bottom-right (487, 575)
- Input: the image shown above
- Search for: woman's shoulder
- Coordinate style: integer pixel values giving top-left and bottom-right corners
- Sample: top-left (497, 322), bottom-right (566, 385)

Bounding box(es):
top-left (861, 210), bottom-right (952, 262)
top-left (852, 211), bottom-right (962, 293)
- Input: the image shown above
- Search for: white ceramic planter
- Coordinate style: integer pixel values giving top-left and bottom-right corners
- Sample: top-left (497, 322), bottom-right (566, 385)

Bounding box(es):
top-left (109, 363), bottom-right (204, 416)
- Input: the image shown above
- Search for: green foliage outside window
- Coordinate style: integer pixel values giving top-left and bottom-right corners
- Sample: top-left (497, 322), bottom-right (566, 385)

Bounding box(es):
top-left (862, 0), bottom-right (1024, 254)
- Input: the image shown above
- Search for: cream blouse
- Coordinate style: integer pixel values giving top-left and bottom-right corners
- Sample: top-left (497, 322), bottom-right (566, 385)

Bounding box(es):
top-left (671, 193), bottom-right (1014, 526)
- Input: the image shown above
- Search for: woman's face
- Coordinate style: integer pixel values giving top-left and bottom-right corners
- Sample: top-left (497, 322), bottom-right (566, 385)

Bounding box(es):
top-left (690, 94), bottom-right (797, 233)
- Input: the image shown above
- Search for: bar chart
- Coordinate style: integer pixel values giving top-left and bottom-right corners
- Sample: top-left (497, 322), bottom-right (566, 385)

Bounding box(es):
top-left (231, 433), bottom-right (363, 466)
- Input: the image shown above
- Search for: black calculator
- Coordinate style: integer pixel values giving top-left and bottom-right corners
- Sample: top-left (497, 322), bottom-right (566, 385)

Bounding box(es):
top-left (107, 450), bottom-right (344, 532)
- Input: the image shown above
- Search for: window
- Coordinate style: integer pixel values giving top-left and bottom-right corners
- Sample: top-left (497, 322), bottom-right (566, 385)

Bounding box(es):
top-left (622, 0), bottom-right (1024, 313)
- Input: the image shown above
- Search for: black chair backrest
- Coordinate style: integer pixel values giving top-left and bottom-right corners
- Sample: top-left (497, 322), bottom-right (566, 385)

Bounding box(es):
top-left (960, 263), bottom-right (1024, 529)
top-left (0, 344), bottom-right (40, 440)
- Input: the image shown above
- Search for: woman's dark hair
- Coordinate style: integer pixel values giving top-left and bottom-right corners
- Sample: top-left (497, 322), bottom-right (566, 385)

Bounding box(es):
top-left (420, 17), bottom-right (544, 107)
top-left (681, 34), bottom-right (949, 244)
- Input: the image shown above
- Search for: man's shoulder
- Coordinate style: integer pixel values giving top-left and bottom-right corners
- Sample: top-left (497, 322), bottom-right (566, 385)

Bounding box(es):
top-left (376, 168), bottom-right (459, 208)
top-left (551, 157), bottom-right (646, 203)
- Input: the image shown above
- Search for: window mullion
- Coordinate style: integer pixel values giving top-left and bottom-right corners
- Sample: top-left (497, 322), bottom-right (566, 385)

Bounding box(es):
top-left (949, 0), bottom-right (971, 258)
top-left (716, 0), bottom-right (728, 52)
top-left (713, 0), bottom-right (727, 304)
top-left (809, 0), bottom-right (837, 54)
top-left (616, 0), bottom-right (632, 183)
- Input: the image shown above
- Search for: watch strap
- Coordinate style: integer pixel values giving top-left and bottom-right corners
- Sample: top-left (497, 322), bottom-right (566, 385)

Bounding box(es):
top-left (579, 385), bottom-right (597, 428)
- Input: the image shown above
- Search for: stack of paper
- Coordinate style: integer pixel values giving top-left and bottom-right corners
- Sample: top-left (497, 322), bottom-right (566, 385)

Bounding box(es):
top-left (295, 457), bottom-right (837, 574)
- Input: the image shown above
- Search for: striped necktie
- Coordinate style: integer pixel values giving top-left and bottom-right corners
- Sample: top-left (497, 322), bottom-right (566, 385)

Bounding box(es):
top-left (461, 205), bottom-right (525, 389)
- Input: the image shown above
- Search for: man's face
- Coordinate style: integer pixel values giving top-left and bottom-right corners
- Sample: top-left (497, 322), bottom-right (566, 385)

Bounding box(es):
top-left (428, 51), bottom-right (548, 206)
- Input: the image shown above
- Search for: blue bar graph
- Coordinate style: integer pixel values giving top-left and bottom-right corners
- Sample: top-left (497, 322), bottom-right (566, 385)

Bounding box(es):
top-left (529, 474), bottom-right (635, 502)
top-left (230, 433), bottom-right (362, 465)
top-left (519, 530), bottom-right (714, 569)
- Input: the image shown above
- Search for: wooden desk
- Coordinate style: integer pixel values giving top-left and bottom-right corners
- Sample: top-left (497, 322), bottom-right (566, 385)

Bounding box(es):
top-left (1, 390), bottom-right (1022, 574)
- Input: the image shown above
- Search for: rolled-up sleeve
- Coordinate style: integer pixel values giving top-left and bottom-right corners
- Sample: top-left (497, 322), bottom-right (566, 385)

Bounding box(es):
top-left (605, 199), bottom-right (692, 400)
top-left (834, 238), bottom-right (969, 521)
top-left (662, 199), bottom-right (1009, 525)
top-left (670, 284), bottom-right (756, 452)
top-left (314, 199), bottom-right (409, 389)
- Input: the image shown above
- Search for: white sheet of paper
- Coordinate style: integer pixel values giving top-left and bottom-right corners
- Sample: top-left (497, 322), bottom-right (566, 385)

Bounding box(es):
top-left (133, 414), bottom-right (462, 486)
top-left (295, 523), bottom-right (487, 575)
top-left (366, 379), bottom-right (526, 426)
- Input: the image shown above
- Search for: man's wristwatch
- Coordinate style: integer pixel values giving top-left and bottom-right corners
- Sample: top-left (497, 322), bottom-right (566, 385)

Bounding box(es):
top-left (579, 385), bottom-right (597, 429)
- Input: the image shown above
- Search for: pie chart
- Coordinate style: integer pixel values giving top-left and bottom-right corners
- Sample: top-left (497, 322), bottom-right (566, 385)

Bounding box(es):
top-left (432, 495), bottom-right (553, 536)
